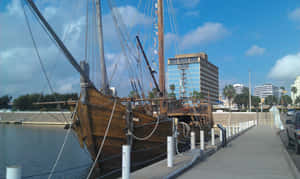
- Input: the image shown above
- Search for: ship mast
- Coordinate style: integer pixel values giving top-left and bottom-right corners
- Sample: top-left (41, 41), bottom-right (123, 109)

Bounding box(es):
top-left (96, 0), bottom-right (110, 95)
top-left (157, 0), bottom-right (167, 114)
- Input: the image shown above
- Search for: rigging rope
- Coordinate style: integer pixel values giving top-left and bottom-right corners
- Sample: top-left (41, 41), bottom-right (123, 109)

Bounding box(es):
top-left (129, 115), bottom-right (160, 141)
top-left (47, 101), bottom-right (79, 179)
top-left (22, 1), bottom-right (69, 123)
top-left (86, 99), bottom-right (117, 179)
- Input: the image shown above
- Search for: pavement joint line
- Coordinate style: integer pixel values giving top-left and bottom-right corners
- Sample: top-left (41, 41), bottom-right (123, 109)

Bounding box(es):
top-left (279, 130), bottom-right (300, 179)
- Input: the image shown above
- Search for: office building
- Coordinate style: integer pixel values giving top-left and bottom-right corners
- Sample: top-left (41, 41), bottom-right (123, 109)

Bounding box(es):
top-left (167, 52), bottom-right (219, 104)
top-left (254, 84), bottom-right (279, 99)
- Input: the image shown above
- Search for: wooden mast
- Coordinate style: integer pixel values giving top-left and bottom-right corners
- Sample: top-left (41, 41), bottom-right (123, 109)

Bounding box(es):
top-left (96, 0), bottom-right (110, 95)
top-left (157, 0), bottom-right (167, 114)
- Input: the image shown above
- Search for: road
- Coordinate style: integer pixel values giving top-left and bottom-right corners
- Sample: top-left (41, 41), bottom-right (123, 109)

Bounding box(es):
top-left (280, 114), bottom-right (300, 171)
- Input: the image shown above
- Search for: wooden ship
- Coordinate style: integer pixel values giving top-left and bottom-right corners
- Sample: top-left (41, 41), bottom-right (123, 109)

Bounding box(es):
top-left (25, 0), bottom-right (214, 178)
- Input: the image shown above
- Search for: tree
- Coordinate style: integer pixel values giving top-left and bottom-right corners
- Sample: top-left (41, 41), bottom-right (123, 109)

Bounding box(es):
top-left (292, 86), bottom-right (298, 105)
top-left (0, 95), bottom-right (12, 109)
top-left (251, 96), bottom-right (261, 108)
top-left (280, 95), bottom-right (292, 106)
top-left (280, 86), bottom-right (285, 90)
top-left (168, 84), bottom-right (176, 99)
top-left (234, 87), bottom-right (250, 110)
top-left (292, 86), bottom-right (297, 95)
top-left (223, 85), bottom-right (236, 109)
top-left (295, 96), bottom-right (300, 105)
top-left (264, 95), bottom-right (278, 106)
top-left (169, 84), bottom-right (175, 92)
top-left (129, 91), bottom-right (139, 98)
top-left (13, 93), bottom-right (78, 111)
top-left (191, 90), bottom-right (204, 103)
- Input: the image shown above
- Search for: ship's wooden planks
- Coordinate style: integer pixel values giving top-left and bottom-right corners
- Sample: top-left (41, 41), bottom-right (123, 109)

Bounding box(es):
top-left (72, 87), bottom-right (172, 177)
top-left (85, 87), bottom-right (171, 142)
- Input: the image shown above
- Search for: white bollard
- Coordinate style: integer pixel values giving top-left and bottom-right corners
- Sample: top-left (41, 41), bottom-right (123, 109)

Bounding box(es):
top-left (167, 136), bottom-right (174, 168)
top-left (122, 145), bottom-right (131, 179)
top-left (191, 131), bottom-right (196, 150)
top-left (6, 166), bottom-right (21, 179)
top-left (200, 130), bottom-right (205, 150)
top-left (211, 128), bottom-right (215, 146)
top-left (219, 128), bottom-right (223, 142)
top-left (232, 125), bottom-right (236, 136)
top-left (226, 127), bottom-right (229, 139)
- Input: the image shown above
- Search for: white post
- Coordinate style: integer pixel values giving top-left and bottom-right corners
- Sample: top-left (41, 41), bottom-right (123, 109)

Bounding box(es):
top-left (191, 131), bottom-right (195, 150)
top-left (6, 166), bottom-right (21, 179)
top-left (228, 126), bottom-right (231, 138)
top-left (232, 125), bottom-right (236, 136)
top-left (219, 128), bottom-right (223, 142)
top-left (200, 130), bottom-right (204, 150)
top-left (167, 136), bottom-right (174, 168)
top-left (211, 128), bottom-right (215, 146)
top-left (226, 127), bottom-right (229, 139)
top-left (122, 145), bottom-right (131, 179)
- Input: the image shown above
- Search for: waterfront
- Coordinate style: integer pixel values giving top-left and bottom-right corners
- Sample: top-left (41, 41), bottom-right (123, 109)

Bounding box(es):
top-left (0, 124), bottom-right (92, 178)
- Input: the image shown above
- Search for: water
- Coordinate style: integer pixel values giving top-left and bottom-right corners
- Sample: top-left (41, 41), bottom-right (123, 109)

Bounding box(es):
top-left (0, 124), bottom-right (92, 178)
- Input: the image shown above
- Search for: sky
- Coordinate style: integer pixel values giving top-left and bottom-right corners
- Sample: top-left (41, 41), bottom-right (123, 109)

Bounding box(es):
top-left (1, 0), bottom-right (300, 98)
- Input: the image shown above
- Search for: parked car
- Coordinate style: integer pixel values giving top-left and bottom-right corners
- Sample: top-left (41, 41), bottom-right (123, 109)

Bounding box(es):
top-left (286, 112), bottom-right (300, 154)
top-left (287, 109), bottom-right (296, 116)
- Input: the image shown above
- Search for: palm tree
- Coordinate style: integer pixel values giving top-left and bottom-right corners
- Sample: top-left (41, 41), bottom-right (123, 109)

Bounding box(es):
top-left (223, 85), bottom-right (236, 110)
top-left (291, 86), bottom-right (297, 105)
top-left (280, 86), bottom-right (285, 106)
top-left (168, 84), bottom-right (176, 99)
top-left (169, 84), bottom-right (175, 93)
top-left (223, 85), bottom-right (236, 129)
top-left (295, 96), bottom-right (300, 106)
top-left (191, 90), bottom-right (205, 104)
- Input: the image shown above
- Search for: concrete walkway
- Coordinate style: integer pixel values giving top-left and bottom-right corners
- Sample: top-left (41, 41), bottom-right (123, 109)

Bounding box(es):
top-left (178, 127), bottom-right (296, 179)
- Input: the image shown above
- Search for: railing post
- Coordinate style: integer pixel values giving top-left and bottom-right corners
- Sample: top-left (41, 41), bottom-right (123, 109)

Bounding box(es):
top-left (6, 166), bottom-right (21, 179)
top-left (191, 131), bottom-right (196, 150)
top-left (211, 128), bottom-right (215, 146)
top-left (167, 136), bottom-right (174, 168)
top-left (200, 130), bottom-right (204, 150)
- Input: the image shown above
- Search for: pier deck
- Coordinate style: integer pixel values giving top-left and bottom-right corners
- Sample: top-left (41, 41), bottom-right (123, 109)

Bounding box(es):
top-left (178, 126), bottom-right (296, 179)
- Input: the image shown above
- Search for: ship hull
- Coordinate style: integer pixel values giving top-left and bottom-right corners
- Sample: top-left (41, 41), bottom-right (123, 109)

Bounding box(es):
top-left (72, 87), bottom-right (172, 177)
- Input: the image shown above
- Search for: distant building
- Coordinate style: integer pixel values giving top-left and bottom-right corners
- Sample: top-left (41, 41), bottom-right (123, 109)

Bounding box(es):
top-left (233, 84), bottom-right (244, 94)
top-left (254, 84), bottom-right (279, 99)
top-left (167, 52), bottom-right (219, 104)
top-left (291, 76), bottom-right (300, 103)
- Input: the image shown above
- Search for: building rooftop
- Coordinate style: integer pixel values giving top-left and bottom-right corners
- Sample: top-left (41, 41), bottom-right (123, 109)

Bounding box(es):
top-left (175, 52), bottom-right (207, 60)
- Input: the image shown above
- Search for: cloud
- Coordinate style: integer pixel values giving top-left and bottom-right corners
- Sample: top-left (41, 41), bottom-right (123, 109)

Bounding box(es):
top-left (180, 22), bottom-right (228, 49)
top-left (0, 0), bottom-right (150, 97)
top-left (113, 6), bottom-right (152, 28)
top-left (6, 0), bottom-right (22, 17)
top-left (268, 52), bottom-right (300, 81)
top-left (179, 0), bottom-right (200, 8)
top-left (289, 8), bottom-right (300, 21)
top-left (185, 11), bottom-right (200, 17)
top-left (43, 7), bottom-right (57, 19)
top-left (245, 45), bottom-right (265, 56)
